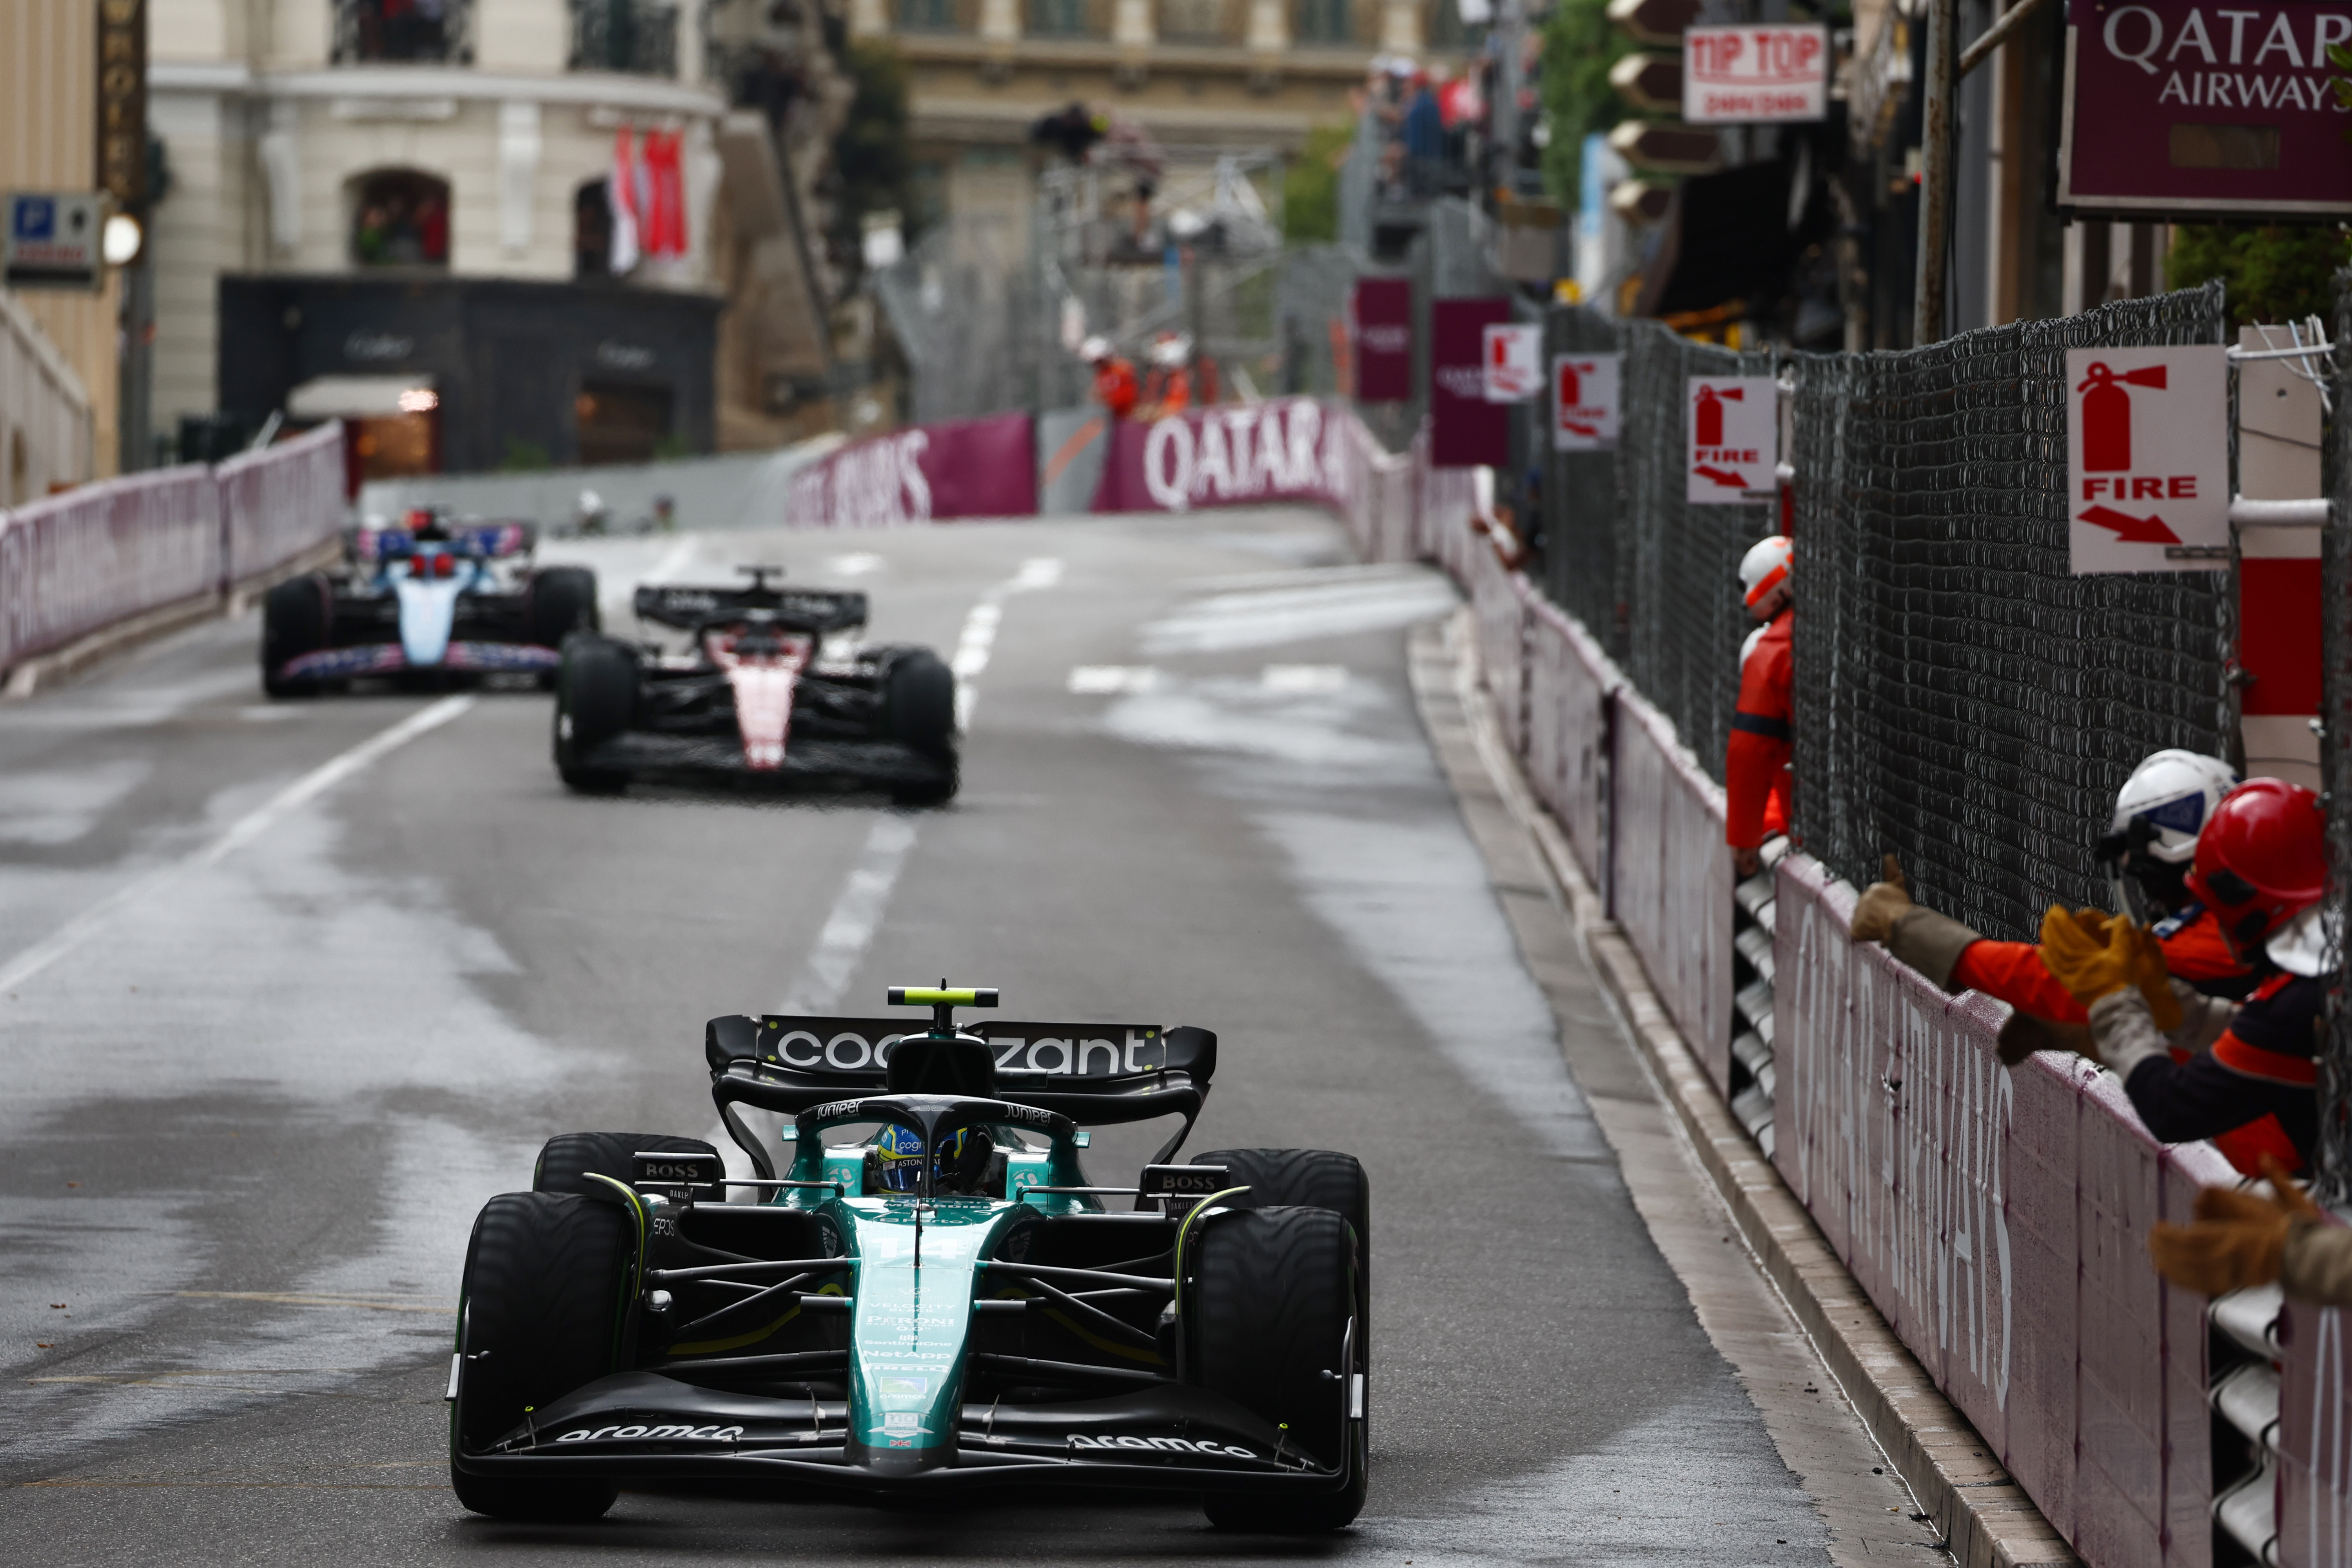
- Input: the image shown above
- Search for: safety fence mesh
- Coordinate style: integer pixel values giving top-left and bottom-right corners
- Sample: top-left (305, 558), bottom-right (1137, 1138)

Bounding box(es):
top-left (1616, 320), bottom-right (1779, 782)
top-left (1788, 283), bottom-right (2230, 943)
top-left (1539, 309), bottom-right (1626, 654)
top-left (2320, 271), bottom-right (2352, 1200)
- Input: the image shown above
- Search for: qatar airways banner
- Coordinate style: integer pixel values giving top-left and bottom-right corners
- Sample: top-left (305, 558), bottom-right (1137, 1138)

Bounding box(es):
top-left (2060, 0), bottom-right (2352, 218)
top-left (785, 412), bottom-right (1036, 526)
top-left (1093, 398), bottom-right (1350, 515)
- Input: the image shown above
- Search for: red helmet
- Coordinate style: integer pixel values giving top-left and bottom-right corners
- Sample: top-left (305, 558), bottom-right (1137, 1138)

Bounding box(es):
top-left (2187, 777), bottom-right (2328, 957)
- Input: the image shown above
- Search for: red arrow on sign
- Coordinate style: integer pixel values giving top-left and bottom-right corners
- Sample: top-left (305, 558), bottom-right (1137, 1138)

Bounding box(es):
top-left (1563, 419), bottom-right (1600, 436)
top-left (1693, 463), bottom-right (1750, 488)
top-left (2076, 504), bottom-right (2181, 544)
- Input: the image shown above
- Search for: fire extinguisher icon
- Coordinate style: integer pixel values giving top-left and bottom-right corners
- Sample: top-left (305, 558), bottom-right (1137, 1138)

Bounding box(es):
top-left (1695, 383), bottom-right (1743, 446)
top-left (1559, 363), bottom-right (1583, 406)
top-left (2076, 361), bottom-right (2169, 472)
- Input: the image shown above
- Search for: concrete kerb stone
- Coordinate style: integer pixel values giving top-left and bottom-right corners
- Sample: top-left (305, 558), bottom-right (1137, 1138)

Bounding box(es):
top-left (1425, 607), bottom-right (2081, 1568)
top-left (2, 537), bottom-right (343, 700)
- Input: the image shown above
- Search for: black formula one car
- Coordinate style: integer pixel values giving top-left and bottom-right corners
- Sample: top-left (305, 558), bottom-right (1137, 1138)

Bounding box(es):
top-left (261, 509), bottom-right (597, 696)
top-left (553, 566), bottom-right (957, 804)
top-left (448, 986), bottom-right (1370, 1532)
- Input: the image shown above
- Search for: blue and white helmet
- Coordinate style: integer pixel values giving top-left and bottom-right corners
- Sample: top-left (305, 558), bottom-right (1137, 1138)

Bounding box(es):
top-left (2108, 750), bottom-right (2240, 866)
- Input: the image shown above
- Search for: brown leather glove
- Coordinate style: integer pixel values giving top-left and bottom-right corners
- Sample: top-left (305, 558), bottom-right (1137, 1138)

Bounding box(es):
top-left (2149, 1156), bottom-right (2323, 1296)
top-left (1849, 855), bottom-right (1981, 990)
top-left (1995, 1011), bottom-right (2098, 1067)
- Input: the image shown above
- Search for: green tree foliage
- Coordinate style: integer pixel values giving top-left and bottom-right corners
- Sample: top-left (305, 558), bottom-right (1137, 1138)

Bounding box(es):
top-left (1284, 122), bottom-right (1355, 244)
top-left (2169, 224), bottom-right (2351, 329)
top-left (1539, 0), bottom-right (1632, 209)
top-left (834, 42), bottom-right (913, 253)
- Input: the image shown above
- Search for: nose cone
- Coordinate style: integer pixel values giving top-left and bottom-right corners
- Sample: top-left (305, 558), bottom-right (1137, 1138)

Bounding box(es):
top-left (396, 578), bottom-right (461, 667)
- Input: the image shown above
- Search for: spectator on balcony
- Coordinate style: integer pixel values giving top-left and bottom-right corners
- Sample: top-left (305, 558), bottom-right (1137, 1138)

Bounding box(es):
top-left (2033, 778), bottom-right (2327, 1169)
top-left (1847, 751), bottom-right (2301, 1175)
top-left (1724, 535), bottom-right (1792, 878)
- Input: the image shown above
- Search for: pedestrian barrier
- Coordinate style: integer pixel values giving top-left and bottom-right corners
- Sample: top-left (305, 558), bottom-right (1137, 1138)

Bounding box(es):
top-left (0, 425), bottom-right (347, 679)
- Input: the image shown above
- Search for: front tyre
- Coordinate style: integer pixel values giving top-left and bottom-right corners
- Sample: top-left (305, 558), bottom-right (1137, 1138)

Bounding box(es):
top-left (449, 1192), bottom-right (632, 1522)
top-left (883, 649), bottom-right (958, 806)
top-left (260, 574), bottom-right (331, 697)
top-left (554, 633), bottom-right (637, 793)
top-left (526, 566), bottom-right (601, 648)
top-left (1190, 1205), bottom-right (1367, 1532)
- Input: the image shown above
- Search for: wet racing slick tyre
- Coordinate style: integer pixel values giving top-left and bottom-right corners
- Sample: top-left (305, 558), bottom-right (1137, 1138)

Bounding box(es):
top-left (450, 1192), bottom-right (632, 1522)
top-left (554, 633), bottom-right (636, 793)
top-left (1189, 1149), bottom-right (1370, 1296)
top-left (1189, 1205), bottom-right (1368, 1533)
top-left (260, 573), bottom-right (332, 697)
top-left (882, 649), bottom-right (958, 807)
top-left (526, 567), bottom-right (601, 679)
top-left (534, 1132), bottom-right (720, 1200)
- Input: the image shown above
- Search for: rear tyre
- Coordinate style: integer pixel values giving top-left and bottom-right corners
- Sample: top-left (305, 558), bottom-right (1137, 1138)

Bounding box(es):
top-left (1190, 1205), bottom-right (1367, 1532)
top-left (883, 650), bottom-right (958, 806)
top-left (449, 1192), bottom-right (630, 1523)
top-left (554, 633), bottom-right (637, 793)
top-left (534, 1132), bottom-right (720, 1200)
top-left (260, 574), bottom-right (331, 697)
top-left (526, 566), bottom-right (601, 648)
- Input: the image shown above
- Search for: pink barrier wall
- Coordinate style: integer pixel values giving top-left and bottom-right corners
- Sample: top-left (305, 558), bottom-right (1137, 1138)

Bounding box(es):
top-left (216, 423), bottom-right (347, 583)
top-left (788, 412), bottom-right (1037, 525)
top-left (1093, 398), bottom-right (1345, 516)
top-left (0, 430), bottom-right (350, 674)
top-left (0, 467), bottom-right (220, 671)
top-left (2277, 1290), bottom-right (2352, 1564)
top-left (1521, 593), bottom-right (1615, 888)
top-left (1773, 853), bottom-right (2225, 1566)
top-left (1466, 541), bottom-right (1526, 755)
top-left (1611, 689), bottom-right (1734, 1090)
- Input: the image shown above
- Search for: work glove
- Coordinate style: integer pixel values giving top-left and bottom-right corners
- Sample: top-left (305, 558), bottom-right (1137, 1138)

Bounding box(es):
top-left (1995, 1012), bottom-right (2097, 1068)
top-left (1849, 855), bottom-right (1980, 991)
top-left (2037, 907), bottom-right (2180, 1029)
top-left (2150, 1156), bottom-right (2321, 1297)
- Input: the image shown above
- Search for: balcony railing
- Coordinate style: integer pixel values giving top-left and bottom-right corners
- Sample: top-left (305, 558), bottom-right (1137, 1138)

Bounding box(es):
top-left (570, 0), bottom-right (679, 76)
top-left (331, 0), bottom-right (474, 64)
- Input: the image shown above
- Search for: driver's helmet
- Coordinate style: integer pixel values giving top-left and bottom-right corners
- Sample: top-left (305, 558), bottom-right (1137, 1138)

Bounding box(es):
top-left (873, 1123), bottom-right (987, 1193)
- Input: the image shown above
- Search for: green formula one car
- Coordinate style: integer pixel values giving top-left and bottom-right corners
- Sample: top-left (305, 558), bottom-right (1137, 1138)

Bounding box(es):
top-left (448, 986), bottom-right (1370, 1532)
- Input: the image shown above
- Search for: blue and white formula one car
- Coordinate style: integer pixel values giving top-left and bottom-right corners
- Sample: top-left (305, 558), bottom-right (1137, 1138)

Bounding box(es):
top-left (259, 508), bottom-right (597, 696)
top-left (448, 986), bottom-right (1371, 1533)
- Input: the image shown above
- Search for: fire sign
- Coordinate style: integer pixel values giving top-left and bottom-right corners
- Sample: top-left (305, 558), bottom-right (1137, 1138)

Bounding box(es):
top-left (1553, 353), bottom-right (1622, 452)
top-left (1685, 376), bottom-right (1777, 504)
top-left (1483, 323), bottom-right (1544, 403)
top-left (2063, 345), bottom-right (2227, 574)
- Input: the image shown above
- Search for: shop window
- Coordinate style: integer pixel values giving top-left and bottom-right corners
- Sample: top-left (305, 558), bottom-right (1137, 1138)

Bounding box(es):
top-left (575, 380), bottom-right (674, 466)
top-left (352, 170), bottom-right (452, 267)
top-left (576, 180), bottom-right (614, 277)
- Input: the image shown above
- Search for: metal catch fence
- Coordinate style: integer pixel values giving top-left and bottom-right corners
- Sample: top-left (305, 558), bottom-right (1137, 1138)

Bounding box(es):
top-left (1788, 282), bottom-right (2232, 943)
top-left (2319, 271), bottom-right (2352, 1203)
top-left (1538, 309), bottom-right (1625, 653)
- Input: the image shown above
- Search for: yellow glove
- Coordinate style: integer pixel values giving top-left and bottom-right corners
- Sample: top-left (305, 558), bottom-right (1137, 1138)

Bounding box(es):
top-left (1849, 854), bottom-right (1913, 944)
top-left (2037, 904), bottom-right (2138, 1008)
top-left (2149, 1156), bottom-right (2321, 1296)
top-left (2129, 916), bottom-right (2181, 1033)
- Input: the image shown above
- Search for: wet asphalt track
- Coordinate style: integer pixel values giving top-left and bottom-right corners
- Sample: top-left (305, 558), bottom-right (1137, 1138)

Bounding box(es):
top-left (0, 510), bottom-right (1843, 1564)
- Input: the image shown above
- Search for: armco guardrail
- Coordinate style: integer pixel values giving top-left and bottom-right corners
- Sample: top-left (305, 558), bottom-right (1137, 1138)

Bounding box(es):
top-left (0, 424), bottom-right (347, 678)
top-left (1318, 430), bottom-right (2350, 1567)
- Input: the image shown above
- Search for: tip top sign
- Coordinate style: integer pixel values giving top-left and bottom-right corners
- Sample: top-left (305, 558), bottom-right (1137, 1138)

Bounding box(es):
top-left (1684, 24), bottom-right (1829, 124)
top-left (2063, 345), bottom-right (2227, 573)
top-left (1685, 376), bottom-right (1779, 504)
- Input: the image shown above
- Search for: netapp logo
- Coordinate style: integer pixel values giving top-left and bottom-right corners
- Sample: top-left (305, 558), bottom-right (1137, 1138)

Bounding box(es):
top-left (555, 1423), bottom-right (745, 1443)
top-left (1069, 1433), bottom-right (1256, 1459)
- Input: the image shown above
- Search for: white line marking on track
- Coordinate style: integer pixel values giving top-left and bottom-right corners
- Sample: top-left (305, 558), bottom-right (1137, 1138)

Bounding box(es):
top-left (953, 556), bottom-right (1061, 731)
top-left (780, 815), bottom-right (921, 1015)
top-left (648, 537), bottom-right (699, 583)
top-left (0, 695), bottom-right (477, 996)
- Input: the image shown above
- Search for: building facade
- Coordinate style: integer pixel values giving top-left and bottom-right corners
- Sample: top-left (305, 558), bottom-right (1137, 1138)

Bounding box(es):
top-left (148, 0), bottom-right (844, 474)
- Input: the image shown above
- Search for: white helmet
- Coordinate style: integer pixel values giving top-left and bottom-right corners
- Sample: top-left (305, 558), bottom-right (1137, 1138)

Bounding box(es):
top-left (1738, 535), bottom-right (1792, 609)
top-left (1080, 335), bottom-right (1112, 363)
top-left (2106, 750), bottom-right (2240, 865)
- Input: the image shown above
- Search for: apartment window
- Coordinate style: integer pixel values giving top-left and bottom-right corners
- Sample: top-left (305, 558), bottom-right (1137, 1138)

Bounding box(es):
top-left (570, 0), bottom-right (680, 75)
top-left (1295, 0), bottom-right (1348, 42)
top-left (331, 0), bottom-right (472, 62)
top-left (898, 0), bottom-right (956, 30)
top-left (352, 170), bottom-right (451, 267)
top-left (1160, 0), bottom-right (1228, 40)
top-left (1029, 0), bottom-right (1091, 34)
top-left (576, 180), bottom-right (614, 277)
